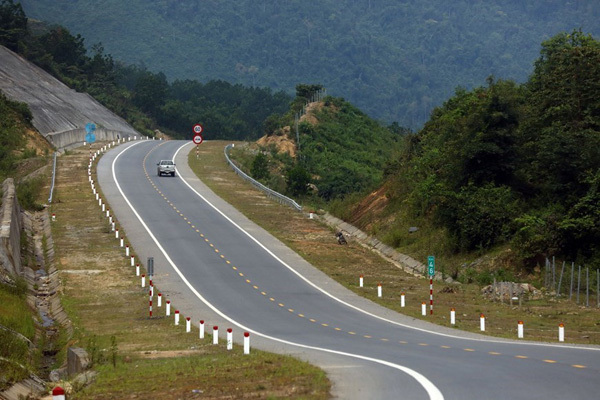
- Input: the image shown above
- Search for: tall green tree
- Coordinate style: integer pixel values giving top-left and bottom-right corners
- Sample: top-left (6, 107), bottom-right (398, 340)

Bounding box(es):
top-left (0, 0), bottom-right (27, 52)
top-left (521, 30), bottom-right (600, 203)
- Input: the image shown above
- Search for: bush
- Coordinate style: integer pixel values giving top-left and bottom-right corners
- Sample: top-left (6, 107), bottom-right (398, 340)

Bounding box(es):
top-left (438, 184), bottom-right (519, 252)
top-left (16, 177), bottom-right (45, 211)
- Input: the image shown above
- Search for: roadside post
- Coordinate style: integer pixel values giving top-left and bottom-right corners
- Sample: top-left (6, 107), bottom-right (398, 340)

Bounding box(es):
top-left (193, 124), bottom-right (204, 158)
top-left (428, 256), bottom-right (435, 315)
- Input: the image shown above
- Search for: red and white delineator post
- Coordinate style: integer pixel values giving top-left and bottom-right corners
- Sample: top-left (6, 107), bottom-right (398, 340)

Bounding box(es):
top-left (559, 323), bottom-right (565, 342)
top-left (166, 300), bottom-right (171, 316)
top-left (213, 326), bottom-right (219, 345)
top-left (52, 386), bottom-right (65, 400)
top-left (421, 302), bottom-right (426, 316)
top-left (450, 308), bottom-right (456, 325)
top-left (186, 317), bottom-right (191, 333)
top-left (518, 321), bottom-right (524, 339)
top-left (244, 332), bottom-right (250, 355)
top-left (174, 310), bottom-right (180, 325)
top-left (400, 292), bottom-right (405, 308)
top-left (199, 320), bottom-right (205, 339)
top-left (429, 277), bottom-right (434, 315)
top-left (227, 328), bottom-right (233, 350)
top-left (480, 314), bottom-right (486, 331)
top-left (359, 274), bottom-right (364, 288)
top-left (148, 291), bottom-right (152, 317)
top-left (377, 283), bottom-right (382, 298)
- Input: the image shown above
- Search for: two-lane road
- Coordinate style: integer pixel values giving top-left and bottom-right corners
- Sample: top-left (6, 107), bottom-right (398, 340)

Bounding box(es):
top-left (98, 140), bottom-right (600, 399)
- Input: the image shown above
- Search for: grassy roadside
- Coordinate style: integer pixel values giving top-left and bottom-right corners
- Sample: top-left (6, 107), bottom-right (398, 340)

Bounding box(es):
top-left (48, 143), bottom-right (330, 399)
top-left (189, 140), bottom-right (600, 344)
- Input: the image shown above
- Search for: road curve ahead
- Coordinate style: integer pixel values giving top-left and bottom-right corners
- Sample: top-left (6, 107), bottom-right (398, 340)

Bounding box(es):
top-left (98, 140), bottom-right (600, 400)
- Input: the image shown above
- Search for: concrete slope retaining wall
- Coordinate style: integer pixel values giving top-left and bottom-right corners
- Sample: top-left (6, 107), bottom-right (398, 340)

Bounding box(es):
top-left (0, 45), bottom-right (139, 149)
top-left (0, 179), bottom-right (22, 279)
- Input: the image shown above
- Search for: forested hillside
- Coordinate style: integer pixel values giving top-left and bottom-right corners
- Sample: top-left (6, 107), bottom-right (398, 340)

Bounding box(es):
top-left (0, 1), bottom-right (291, 139)
top-left (344, 30), bottom-right (600, 276)
top-left (19, 0), bottom-right (600, 128)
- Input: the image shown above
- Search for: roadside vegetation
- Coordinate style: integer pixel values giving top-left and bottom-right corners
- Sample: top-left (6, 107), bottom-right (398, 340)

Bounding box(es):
top-left (0, 278), bottom-right (37, 391)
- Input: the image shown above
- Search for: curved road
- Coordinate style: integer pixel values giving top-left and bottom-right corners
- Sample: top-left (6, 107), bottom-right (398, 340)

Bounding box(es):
top-left (98, 140), bottom-right (600, 400)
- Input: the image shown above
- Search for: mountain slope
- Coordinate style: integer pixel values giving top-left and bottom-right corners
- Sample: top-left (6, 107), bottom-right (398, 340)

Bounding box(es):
top-left (19, 0), bottom-right (600, 128)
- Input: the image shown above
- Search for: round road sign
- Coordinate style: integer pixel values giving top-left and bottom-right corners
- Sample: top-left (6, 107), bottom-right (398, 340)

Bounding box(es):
top-left (193, 124), bottom-right (203, 134)
top-left (193, 134), bottom-right (203, 145)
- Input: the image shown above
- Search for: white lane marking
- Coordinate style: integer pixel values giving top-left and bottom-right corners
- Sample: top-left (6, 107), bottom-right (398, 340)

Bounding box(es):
top-left (174, 143), bottom-right (600, 353)
top-left (111, 142), bottom-right (444, 400)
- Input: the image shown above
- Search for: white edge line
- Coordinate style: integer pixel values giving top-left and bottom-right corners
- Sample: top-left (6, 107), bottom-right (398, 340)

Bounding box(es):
top-left (175, 142), bottom-right (600, 353)
top-left (110, 141), bottom-right (444, 400)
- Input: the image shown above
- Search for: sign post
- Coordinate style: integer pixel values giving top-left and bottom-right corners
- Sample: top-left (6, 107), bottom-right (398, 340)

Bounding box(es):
top-left (192, 124), bottom-right (204, 158)
top-left (428, 256), bottom-right (435, 315)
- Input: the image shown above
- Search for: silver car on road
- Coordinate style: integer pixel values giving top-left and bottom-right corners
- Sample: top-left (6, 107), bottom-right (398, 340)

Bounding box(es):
top-left (157, 160), bottom-right (176, 176)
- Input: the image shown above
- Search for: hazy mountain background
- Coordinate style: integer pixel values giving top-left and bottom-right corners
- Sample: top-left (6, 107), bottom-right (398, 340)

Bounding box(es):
top-left (19, 0), bottom-right (600, 129)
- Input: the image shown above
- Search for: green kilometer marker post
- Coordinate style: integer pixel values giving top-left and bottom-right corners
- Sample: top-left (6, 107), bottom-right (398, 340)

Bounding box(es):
top-left (427, 256), bottom-right (435, 315)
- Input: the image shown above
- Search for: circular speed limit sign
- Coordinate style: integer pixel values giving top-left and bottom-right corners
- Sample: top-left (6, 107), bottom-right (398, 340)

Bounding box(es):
top-left (193, 134), bottom-right (203, 145)
top-left (193, 124), bottom-right (203, 134)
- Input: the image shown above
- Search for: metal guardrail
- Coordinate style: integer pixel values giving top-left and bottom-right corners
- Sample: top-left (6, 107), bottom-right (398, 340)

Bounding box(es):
top-left (224, 144), bottom-right (303, 212)
top-left (48, 152), bottom-right (57, 203)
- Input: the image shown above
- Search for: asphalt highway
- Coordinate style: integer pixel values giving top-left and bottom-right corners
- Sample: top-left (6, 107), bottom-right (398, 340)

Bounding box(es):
top-left (97, 139), bottom-right (600, 400)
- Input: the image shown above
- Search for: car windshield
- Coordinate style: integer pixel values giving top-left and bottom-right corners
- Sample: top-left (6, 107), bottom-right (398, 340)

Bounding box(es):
top-left (160, 161), bottom-right (174, 165)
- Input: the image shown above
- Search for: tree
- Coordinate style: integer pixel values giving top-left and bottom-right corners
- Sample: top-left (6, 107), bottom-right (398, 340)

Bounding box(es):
top-left (0, 0), bottom-right (27, 52)
top-left (521, 30), bottom-right (600, 202)
top-left (251, 152), bottom-right (270, 181)
top-left (286, 164), bottom-right (311, 197)
top-left (295, 84), bottom-right (324, 101)
top-left (133, 71), bottom-right (169, 115)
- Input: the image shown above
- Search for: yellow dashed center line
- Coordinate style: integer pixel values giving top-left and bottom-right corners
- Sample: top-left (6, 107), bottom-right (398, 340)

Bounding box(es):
top-left (145, 149), bottom-right (591, 366)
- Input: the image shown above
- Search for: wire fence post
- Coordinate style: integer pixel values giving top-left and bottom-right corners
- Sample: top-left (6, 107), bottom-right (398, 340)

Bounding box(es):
top-left (544, 258), bottom-right (549, 288)
top-left (577, 265), bottom-right (581, 304)
top-left (586, 267), bottom-right (589, 308)
top-left (569, 262), bottom-right (575, 301)
top-left (557, 260), bottom-right (565, 297)
top-left (552, 256), bottom-right (556, 292)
